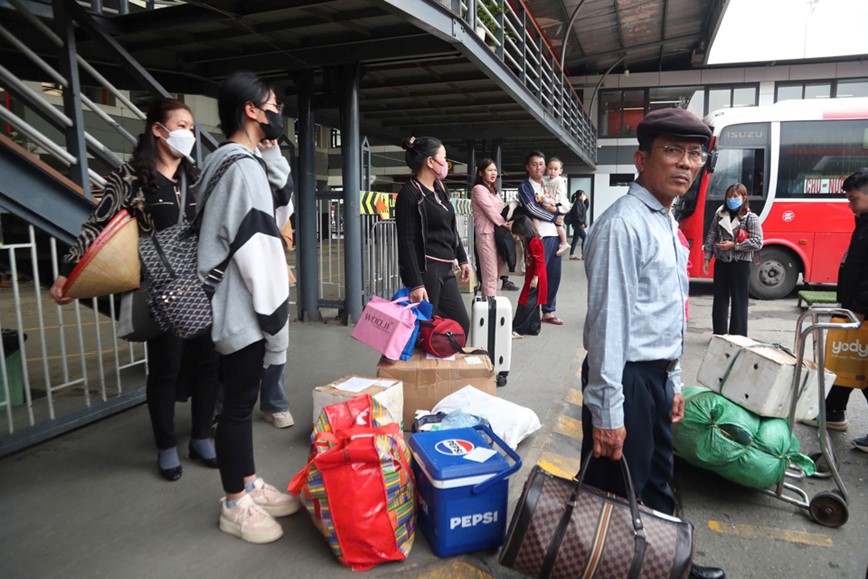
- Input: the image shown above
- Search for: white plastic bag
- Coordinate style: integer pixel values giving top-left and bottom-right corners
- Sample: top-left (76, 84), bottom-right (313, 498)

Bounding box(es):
top-left (431, 386), bottom-right (541, 449)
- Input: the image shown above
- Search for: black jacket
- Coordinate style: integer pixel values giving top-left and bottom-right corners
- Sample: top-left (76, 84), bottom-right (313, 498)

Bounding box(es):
top-left (838, 213), bottom-right (868, 316)
top-left (395, 178), bottom-right (468, 290)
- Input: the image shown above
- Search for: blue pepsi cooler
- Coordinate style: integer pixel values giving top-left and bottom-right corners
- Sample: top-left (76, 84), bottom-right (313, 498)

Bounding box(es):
top-left (409, 424), bottom-right (521, 557)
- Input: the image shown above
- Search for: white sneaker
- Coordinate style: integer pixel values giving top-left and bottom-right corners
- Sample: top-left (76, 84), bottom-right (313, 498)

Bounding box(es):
top-left (556, 243), bottom-right (570, 256)
top-left (249, 477), bottom-right (301, 517)
top-left (264, 410), bottom-right (295, 428)
top-left (219, 493), bottom-right (283, 544)
top-left (511, 331), bottom-right (524, 339)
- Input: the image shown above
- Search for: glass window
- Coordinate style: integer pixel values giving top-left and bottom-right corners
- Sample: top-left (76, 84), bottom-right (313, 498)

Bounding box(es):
top-left (836, 80), bottom-right (868, 98)
top-left (708, 123), bottom-right (770, 200)
top-left (599, 90), bottom-right (621, 137)
top-left (621, 90), bottom-right (644, 137)
top-left (707, 88), bottom-right (731, 114)
top-left (733, 86), bottom-right (757, 108)
top-left (776, 85), bottom-right (803, 101)
top-left (648, 86), bottom-right (703, 112)
top-left (777, 119), bottom-right (868, 199)
top-left (804, 83), bottom-right (831, 99)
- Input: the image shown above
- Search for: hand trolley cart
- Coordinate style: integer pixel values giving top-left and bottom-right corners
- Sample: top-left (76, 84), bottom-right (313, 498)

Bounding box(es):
top-left (762, 306), bottom-right (861, 528)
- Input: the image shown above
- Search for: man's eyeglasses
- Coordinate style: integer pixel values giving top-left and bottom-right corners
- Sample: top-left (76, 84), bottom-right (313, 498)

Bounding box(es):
top-left (258, 101), bottom-right (284, 115)
top-left (655, 145), bottom-right (708, 166)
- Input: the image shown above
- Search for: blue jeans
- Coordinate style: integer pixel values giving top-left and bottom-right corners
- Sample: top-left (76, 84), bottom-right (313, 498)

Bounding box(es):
top-left (541, 236), bottom-right (562, 314)
top-left (259, 363), bottom-right (289, 413)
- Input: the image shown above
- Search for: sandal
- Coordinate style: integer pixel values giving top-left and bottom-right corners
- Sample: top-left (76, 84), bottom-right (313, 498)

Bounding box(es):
top-left (541, 316), bottom-right (564, 325)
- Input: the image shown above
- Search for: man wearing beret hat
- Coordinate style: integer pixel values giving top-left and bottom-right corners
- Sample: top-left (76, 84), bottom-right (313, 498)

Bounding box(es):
top-left (581, 108), bottom-right (725, 579)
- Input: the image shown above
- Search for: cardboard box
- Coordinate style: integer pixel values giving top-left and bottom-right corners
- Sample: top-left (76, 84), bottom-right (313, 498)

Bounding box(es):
top-left (697, 335), bottom-right (836, 420)
top-left (312, 375), bottom-right (403, 427)
top-left (377, 350), bottom-right (496, 427)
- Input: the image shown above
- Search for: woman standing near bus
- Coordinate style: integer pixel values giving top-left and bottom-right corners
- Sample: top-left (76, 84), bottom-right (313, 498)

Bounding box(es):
top-left (702, 183), bottom-right (763, 336)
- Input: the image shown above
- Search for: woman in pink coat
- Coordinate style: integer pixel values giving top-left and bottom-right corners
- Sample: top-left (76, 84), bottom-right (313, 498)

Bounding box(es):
top-left (471, 158), bottom-right (508, 296)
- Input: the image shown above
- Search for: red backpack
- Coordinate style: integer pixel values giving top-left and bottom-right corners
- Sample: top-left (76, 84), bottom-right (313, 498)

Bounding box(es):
top-left (417, 316), bottom-right (466, 358)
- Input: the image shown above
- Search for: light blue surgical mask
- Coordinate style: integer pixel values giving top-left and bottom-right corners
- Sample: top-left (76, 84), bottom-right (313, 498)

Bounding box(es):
top-left (726, 198), bottom-right (742, 211)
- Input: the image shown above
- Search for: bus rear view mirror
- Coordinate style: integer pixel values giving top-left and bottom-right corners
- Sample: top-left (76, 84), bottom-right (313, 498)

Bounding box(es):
top-left (708, 150), bottom-right (718, 173)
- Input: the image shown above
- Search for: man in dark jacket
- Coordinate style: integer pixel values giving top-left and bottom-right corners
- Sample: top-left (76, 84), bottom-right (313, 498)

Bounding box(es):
top-left (804, 168), bottom-right (868, 452)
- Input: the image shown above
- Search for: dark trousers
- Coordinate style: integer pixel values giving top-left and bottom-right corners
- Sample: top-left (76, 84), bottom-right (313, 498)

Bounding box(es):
top-left (216, 340), bottom-right (265, 494)
top-left (541, 236), bottom-right (562, 314)
top-left (580, 358), bottom-right (676, 515)
top-left (826, 385), bottom-right (868, 413)
top-left (146, 332), bottom-right (219, 450)
top-left (712, 260), bottom-right (750, 336)
top-left (422, 260), bottom-right (470, 335)
top-left (570, 224), bottom-right (586, 257)
top-left (513, 287), bottom-right (541, 335)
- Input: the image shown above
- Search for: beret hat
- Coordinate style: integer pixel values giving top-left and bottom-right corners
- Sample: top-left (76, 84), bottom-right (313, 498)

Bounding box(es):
top-left (637, 108), bottom-right (711, 144)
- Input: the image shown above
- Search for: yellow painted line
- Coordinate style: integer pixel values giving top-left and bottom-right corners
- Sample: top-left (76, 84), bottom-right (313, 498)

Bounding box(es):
top-left (566, 387), bottom-right (583, 407)
top-left (555, 414), bottom-right (583, 440)
top-left (537, 451), bottom-right (580, 480)
top-left (414, 560), bottom-right (493, 578)
top-left (708, 520), bottom-right (833, 547)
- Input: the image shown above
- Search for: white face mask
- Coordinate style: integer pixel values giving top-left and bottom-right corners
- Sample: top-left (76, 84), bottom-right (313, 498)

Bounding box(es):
top-left (158, 123), bottom-right (196, 159)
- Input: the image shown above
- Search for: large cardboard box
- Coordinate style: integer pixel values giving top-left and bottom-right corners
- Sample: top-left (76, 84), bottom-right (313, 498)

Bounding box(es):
top-left (697, 335), bottom-right (836, 420)
top-left (377, 350), bottom-right (496, 427)
top-left (312, 375), bottom-right (403, 427)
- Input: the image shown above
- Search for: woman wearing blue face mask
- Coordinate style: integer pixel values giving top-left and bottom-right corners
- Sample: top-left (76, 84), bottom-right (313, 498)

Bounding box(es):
top-left (50, 98), bottom-right (220, 483)
top-left (701, 183), bottom-right (763, 335)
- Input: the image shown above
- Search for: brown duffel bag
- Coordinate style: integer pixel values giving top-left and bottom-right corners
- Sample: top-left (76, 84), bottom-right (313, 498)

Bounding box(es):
top-left (499, 457), bottom-right (694, 579)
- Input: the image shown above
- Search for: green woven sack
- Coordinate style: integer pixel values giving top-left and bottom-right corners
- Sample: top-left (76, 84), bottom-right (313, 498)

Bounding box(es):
top-left (674, 386), bottom-right (815, 489)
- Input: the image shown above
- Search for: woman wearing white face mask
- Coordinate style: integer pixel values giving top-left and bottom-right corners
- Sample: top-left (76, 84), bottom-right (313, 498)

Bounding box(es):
top-left (396, 135), bottom-right (471, 334)
top-left (50, 98), bottom-right (220, 483)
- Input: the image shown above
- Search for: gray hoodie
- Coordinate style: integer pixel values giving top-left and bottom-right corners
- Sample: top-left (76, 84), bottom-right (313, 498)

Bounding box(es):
top-left (196, 143), bottom-right (290, 365)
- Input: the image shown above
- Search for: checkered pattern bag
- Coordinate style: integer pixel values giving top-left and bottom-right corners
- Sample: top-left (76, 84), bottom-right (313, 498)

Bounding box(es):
top-left (138, 154), bottom-right (246, 339)
top-left (500, 460), bottom-right (694, 579)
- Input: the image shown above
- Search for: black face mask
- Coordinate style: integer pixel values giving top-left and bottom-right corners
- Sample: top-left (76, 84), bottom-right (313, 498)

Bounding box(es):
top-left (259, 109), bottom-right (285, 140)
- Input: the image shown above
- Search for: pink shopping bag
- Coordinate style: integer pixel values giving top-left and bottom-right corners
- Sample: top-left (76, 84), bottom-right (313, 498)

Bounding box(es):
top-left (351, 296), bottom-right (420, 360)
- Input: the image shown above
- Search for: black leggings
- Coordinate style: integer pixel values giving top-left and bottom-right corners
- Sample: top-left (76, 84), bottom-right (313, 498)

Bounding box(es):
top-left (216, 340), bottom-right (265, 494)
top-left (569, 224), bottom-right (586, 257)
top-left (826, 385), bottom-right (868, 413)
top-left (421, 260), bottom-right (470, 335)
top-left (146, 332), bottom-right (219, 450)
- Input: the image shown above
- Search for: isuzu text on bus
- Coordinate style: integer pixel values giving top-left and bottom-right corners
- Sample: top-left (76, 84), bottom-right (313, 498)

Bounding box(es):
top-left (676, 98), bottom-right (868, 299)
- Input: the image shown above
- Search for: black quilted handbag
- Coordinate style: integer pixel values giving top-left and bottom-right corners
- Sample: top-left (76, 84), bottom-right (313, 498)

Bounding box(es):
top-left (500, 456), bottom-right (694, 579)
top-left (138, 154), bottom-right (244, 339)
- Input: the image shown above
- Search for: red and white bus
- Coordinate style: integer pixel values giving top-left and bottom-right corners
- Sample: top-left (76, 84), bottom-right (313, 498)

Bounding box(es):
top-left (676, 98), bottom-right (868, 299)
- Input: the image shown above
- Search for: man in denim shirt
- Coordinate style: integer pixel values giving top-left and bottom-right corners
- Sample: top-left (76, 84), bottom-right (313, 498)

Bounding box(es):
top-left (581, 108), bottom-right (725, 579)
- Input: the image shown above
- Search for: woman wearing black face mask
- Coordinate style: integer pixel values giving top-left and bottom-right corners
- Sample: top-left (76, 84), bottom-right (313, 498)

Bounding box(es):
top-left (49, 98), bottom-right (220, 483)
top-left (197, 71), bottom-right (299, 544)
top-left (396, 135), bottom-right (471, 335)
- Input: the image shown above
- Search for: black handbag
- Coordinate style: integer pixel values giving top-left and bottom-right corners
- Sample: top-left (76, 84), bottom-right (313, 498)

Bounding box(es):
top-left (500, 456), bottom-right (694, 579)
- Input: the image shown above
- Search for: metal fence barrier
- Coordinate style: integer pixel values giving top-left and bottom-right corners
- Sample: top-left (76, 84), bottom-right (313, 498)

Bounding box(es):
top-left (0, 225), bottom-right (147, 455)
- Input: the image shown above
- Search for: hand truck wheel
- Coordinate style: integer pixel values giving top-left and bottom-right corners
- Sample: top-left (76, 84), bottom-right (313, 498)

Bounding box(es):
top-left (809, 491), bottom-right (849, 528)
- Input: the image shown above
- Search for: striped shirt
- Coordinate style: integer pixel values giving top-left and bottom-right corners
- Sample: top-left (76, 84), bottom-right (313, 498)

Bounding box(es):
top-left (582, 183), bottom-right (688, 429)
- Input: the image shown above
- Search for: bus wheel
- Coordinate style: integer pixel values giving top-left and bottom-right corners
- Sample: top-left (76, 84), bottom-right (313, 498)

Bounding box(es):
top-left (749, 248), bottom-right (798, 300)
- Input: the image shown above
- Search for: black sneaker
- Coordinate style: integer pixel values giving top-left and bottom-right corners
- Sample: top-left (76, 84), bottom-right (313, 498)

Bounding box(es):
top-left (501, 279), bottom-right (519, 291)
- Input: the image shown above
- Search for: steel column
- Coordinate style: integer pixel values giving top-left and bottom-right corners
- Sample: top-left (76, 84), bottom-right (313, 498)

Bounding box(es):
top-left (495, 140), bottom-right (502, 191)
top-left (297, 70), bottom-right (322, 322)
top-left (466, 140), bottom-right (476, 190)
top-left (340, 63), bottom-right (363, 323)
top-left (52, 0), bottom-right (89, 196)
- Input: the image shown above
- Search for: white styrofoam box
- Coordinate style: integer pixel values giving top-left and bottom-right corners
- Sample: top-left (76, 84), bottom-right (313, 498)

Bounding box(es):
top-left (312, 375), bottom-right (403, 428)
top-left (697, 335), bottom-right (836, 420)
